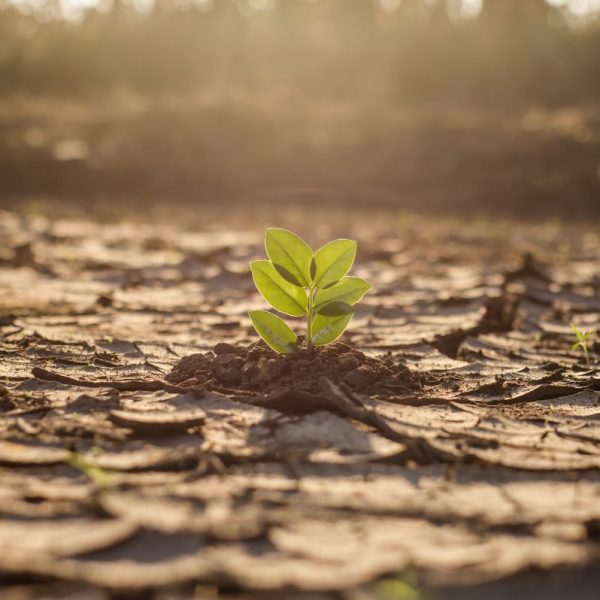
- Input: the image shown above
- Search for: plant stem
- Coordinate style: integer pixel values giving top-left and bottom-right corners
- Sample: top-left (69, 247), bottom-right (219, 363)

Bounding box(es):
top-left (306, 285), bottom-right (314, 349)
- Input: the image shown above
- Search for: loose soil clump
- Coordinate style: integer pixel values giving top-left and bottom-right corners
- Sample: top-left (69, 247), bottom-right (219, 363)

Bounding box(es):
top-left (166, 342), bottom-right (417, 397)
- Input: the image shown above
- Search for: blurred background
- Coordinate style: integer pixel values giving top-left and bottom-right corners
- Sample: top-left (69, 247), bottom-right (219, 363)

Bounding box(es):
top-left (1, 0), bottom-right (599, 220)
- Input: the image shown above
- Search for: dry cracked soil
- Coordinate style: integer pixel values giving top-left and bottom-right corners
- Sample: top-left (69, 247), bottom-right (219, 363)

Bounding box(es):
top-left (0, 207), bottom-right (599, 600)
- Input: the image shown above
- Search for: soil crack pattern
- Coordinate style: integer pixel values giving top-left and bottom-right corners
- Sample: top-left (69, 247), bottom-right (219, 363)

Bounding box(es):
top-left (0, 210), bottom-right (599, 599)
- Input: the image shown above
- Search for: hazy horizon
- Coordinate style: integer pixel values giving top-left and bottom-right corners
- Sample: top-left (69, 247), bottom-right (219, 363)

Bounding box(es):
top-left (6, 0), bottom-right (600, 23)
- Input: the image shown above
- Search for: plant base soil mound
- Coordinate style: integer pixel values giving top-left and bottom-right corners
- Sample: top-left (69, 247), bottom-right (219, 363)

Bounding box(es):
top-left (166, 342), bottom-right (417, 397)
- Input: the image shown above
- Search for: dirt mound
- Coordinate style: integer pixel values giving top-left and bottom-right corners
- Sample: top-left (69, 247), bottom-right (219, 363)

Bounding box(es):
top-left (166, 342), bottom-right (417, 397)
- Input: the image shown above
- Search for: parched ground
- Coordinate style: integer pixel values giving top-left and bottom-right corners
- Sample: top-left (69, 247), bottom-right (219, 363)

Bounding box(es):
top-left (0, 207), bottom-right (599, 599)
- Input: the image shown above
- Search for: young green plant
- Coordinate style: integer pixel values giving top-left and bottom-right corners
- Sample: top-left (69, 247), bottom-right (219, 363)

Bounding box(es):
top-left (248, 228), bottom-right (371, 354)
top-left (66, 451), bottom-right (111, 490)
top-left (570, 322), bottom-right (595, 367)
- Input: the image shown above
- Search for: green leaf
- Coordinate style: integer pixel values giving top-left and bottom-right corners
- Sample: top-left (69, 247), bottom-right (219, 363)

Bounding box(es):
top-left (249, 310), bottom-right (298, 355)
top-left (250, 260), bottom-right (307, 317)
top-left (314, 276), bottom-right (371, 310)
top-left (67, 452), bottom-right (111, 489)
top-left (570, 323), bottom-right (584, 341)
top-left (571, 342), bottom-right (581, 351)
top-left (265, 228), bottom-right (313, 287)
top-left (312, 239), bottom-right (357, 289)
top-left (316, 301), bottom-right (354, 317)
top-left (273, 263), bottom-right (303, 287)
top-left (311, 312), bottom-right (353, 346)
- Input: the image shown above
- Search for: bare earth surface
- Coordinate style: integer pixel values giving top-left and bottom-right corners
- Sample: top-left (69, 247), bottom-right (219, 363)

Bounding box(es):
top-left (0, 208), bottom-right (599, 599)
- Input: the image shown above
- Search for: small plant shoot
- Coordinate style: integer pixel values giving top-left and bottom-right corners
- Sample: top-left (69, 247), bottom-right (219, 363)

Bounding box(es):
top-left (570, 323), bottom-right (595, 367)
top-left (249, 228), bottom-right (371, 354)
top-left (66, 451), bottom-right (111, 490)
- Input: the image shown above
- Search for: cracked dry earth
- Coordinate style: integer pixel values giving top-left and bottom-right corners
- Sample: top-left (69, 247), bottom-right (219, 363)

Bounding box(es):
top-left (0, 208), bottom-right (599, 600)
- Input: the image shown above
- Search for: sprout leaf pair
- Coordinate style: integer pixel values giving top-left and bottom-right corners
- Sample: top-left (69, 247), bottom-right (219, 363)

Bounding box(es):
top-left (249, 228), bottom-right (371, 354)
top-left (570, 323), bottom-right (595, 367)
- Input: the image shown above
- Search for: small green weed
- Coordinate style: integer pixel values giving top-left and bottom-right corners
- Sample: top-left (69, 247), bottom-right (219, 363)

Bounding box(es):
top-left (66, 450), bottom-right (111, 489)
top-left (374, 573), bottom-right (424, 600)
top-left (570, 322), bottom-right (595, 367)
top-left (249, 228), bottom-right (371, 354)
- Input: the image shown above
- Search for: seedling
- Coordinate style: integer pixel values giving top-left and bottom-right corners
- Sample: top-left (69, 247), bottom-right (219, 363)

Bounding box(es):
top-left (67, 450), bottom-right (111, 490)
top-left (376, 579), bottom-right (422, 600)
top-left (570, 323), bottom-right (595, 367)
top-left (249, 228), bottom-right (371, 354)
top-left (374, 569), bottom-right (424, 600)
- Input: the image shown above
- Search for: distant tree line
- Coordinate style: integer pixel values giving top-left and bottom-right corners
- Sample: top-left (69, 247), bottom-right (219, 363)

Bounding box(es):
top-left (0, 0), bottom-right (598, 104)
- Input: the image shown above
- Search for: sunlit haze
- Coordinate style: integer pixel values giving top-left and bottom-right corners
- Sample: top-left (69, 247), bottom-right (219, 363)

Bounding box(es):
top-left (8, 0), bottom-right (600, 21)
